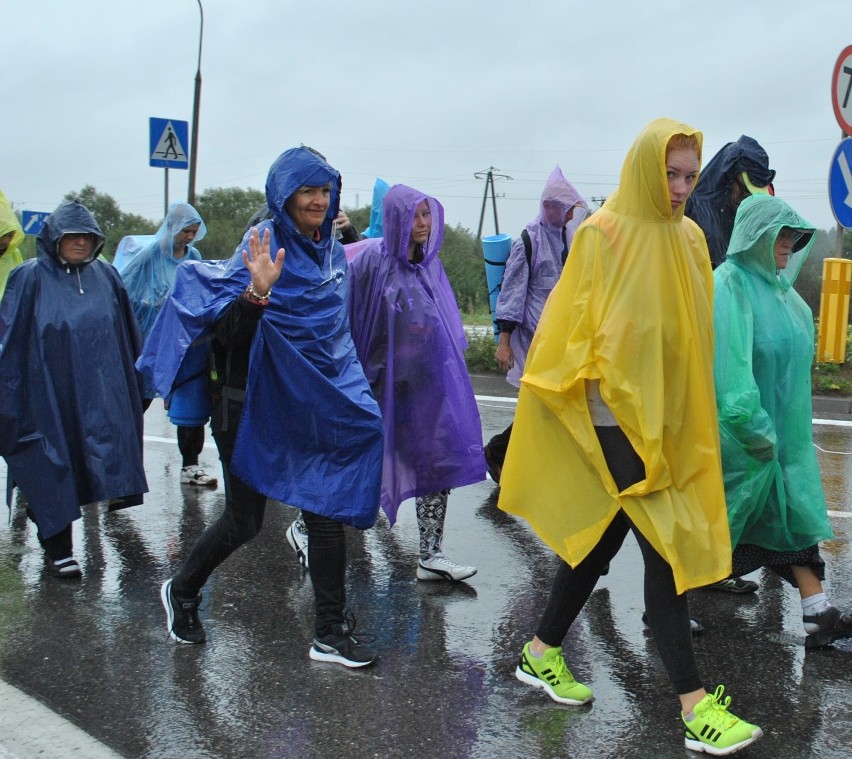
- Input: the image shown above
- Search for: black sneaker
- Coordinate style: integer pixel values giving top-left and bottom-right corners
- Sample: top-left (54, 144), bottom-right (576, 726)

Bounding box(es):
top-left (161, 578), bottom-right (206, 644)
top-left (804, 605), bottom-right (852, 649)
top-left (45, 555), bottom-right (82, 579)
top-left (309, 615), bottom-right (376, 668)
top-left (484, 444), bottom-right (502, 485)
top-left (702, 576), bottom-right (759, 594)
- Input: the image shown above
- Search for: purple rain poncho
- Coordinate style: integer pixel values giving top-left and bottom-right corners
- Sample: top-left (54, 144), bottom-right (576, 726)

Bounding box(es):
top-left (494, 166), bottom-right (587, 387)
top-left (348, 185), bottom-right (485, 524)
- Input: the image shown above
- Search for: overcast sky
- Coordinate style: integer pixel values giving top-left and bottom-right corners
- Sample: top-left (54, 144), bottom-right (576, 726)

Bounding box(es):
top-left (3, 1), bottom-right (851, 247)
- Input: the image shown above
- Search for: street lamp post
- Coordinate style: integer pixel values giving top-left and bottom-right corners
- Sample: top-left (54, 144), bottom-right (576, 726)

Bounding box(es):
top-left (188, 0), bottom-right (203, 206)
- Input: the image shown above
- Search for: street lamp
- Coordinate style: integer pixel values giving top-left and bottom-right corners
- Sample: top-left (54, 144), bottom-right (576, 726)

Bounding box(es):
top-left (188, 0), bottom-right (203, 206)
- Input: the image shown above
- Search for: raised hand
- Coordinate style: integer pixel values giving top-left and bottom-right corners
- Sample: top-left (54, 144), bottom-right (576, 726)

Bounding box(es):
top-left (242, 227), bottom-right (285, 294)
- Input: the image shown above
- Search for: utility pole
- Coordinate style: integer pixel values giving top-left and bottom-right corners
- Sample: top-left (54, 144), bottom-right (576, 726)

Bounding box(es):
top-left (188, 0), bottom-right (204, 206)
top-left (475, 167), bottom-right (512, 239)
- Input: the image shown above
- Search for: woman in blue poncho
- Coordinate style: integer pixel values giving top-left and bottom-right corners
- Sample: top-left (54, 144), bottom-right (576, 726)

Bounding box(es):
top-left (116, 202), bottom-right (217, 487)
top-left (714, 194), bottom-right (852, 649)
top-left (0, 200), bottom-right (147, 579)
top-left (144, 147), bottom-right (383, 668)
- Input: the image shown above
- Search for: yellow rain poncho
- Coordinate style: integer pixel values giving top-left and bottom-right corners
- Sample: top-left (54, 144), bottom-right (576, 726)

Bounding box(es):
top-left (499, 118), bottom-right (732, 594)
top-left (0, 191), bottom-right (25, 303)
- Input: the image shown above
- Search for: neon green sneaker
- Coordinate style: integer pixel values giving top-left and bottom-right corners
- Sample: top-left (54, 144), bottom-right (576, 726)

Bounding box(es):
top-left (515, 642), bottom-right (594, 705)
top-left (683, 685), bottom-right (763, 755)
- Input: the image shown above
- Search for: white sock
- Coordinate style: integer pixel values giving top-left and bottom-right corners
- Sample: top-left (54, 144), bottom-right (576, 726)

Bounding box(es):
top-left (802, 592), bottom-right (830, 633)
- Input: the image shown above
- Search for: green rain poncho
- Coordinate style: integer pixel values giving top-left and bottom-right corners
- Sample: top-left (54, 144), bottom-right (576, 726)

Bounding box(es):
top-left (0, 191), bottom-right (24, 303)
top-left (714, 194), bottom-right (833, 552)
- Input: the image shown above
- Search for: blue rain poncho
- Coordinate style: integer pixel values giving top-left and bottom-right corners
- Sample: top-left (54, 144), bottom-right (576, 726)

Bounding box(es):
top-left (713, 194), bottom-right (832, 552)
top-left (138, 148), bottom-right (383, 528)
top-left (348, 185), bottom-right (485, 524)
top-left (114, 202), bottom-right (206, 340)
top-left (0, 201), bottom-right (147, 538)
top-left (361, 178), bottom-right (390, 238)
top-left (499, 119), bottom-right (733, 594)
top-left (494, 166), bottom-right (588, 387)
top-left (686, 136), bottom-right (775, 268)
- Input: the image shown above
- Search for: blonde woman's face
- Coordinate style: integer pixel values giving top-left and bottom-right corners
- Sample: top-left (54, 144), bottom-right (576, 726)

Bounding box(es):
top-left (665, 148), bottom-right (700, 212)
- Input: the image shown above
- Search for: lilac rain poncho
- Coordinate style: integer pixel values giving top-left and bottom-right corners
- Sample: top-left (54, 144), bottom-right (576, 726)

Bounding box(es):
top-left (494, 166), bottom-right (587, 387)
top-left (348, 185), bottom-right (486, 524)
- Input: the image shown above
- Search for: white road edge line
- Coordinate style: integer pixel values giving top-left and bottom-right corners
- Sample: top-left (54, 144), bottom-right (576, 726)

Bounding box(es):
top-left (0, 680), bottom-right (122, 759)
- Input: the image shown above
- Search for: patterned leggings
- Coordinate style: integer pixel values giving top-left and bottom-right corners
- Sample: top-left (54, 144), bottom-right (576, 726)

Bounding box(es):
top-left (415, 490), bottom-right (450, 559)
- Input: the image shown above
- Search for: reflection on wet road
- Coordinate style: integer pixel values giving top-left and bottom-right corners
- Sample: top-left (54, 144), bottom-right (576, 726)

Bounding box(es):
top-left (0, 398), bottom-right (850, 758)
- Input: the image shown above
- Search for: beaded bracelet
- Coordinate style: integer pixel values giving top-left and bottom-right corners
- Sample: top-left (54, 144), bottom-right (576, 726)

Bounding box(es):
top-left (244, 283), bottom-right (271, 305)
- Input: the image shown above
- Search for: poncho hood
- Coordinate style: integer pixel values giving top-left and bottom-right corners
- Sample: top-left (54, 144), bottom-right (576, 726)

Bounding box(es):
top-left (685, 135), bottom-right (774, 267)
top-left (499, 117), bottom-right (733, 594)
top-left (724, 194), bottom-right (814, 290)
top-left (38, 200), bottom-right (105, 267)
top-left (348, 186), bottom-right (484, 522)
top-left (382, 184), bottom-right (444, 267)
top-left (537, 165), bottom-right (588, 230)
top-left (266, 146), bottom-right (341, 245)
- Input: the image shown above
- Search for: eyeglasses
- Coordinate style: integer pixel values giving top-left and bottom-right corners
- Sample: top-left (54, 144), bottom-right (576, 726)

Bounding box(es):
top-left (778, 228), bottom-right (805, 245)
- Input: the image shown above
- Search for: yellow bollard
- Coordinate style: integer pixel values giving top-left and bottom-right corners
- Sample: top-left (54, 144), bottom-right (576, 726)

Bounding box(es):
top-left (817, 258), bottom-right (852, 363)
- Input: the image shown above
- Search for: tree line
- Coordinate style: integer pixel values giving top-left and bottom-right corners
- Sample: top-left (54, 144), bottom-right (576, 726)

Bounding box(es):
top-left (13, 184), bottom-right (852, 319)
top-left (14, 185), bottom-right (491, 315)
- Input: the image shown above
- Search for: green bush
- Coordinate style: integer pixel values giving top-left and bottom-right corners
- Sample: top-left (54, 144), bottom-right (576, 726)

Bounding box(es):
top-left (464, 331), bottom-right (499, 373)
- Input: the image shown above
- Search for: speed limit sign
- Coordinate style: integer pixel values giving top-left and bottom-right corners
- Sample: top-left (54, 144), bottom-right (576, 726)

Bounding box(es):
top-left (832, 45), bottom-right (852, 135)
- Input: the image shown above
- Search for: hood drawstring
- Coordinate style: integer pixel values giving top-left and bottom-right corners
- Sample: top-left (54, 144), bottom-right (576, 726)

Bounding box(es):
top-left (65, 264), bottom-right (85, 294)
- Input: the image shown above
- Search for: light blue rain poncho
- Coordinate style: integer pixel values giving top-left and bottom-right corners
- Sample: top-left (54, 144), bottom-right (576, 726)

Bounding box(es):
top-left (361, 178), bottom-right (390, 238)
top-left (114, 202), bottom-right (206, 340)
top-left (714, 194), bottom-right (832, 552)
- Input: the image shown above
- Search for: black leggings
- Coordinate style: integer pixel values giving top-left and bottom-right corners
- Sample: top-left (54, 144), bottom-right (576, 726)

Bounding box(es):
top-left (535, 426), bottom-right (701, 695)
top-left (142, 397), bottom-right (205, 468)
top-left (171, 399), bottom-right (347, 638)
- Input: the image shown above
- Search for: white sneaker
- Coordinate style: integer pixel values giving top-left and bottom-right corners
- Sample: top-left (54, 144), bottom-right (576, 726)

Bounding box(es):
top-left (180, 465), bottom-right (218, 488)
top-left (417, 553), bottom-right (477, 582)
top-left (286, 518), bottom-right (309, 569)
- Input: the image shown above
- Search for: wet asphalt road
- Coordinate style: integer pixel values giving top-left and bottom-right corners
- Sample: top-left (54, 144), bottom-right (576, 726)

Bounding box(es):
top-left (1, 377), bottom-right (851, 759)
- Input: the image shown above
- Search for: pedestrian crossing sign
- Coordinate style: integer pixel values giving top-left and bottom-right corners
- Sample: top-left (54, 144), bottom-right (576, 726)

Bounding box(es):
top-left (149, 117), bottom-right (189, 170)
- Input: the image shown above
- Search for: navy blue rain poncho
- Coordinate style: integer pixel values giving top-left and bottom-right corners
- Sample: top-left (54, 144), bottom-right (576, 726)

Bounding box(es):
top-left (114, 202), bottom-right (206, 340)
top-left (138, 148), bottom-right (384, 528)
top-left (0, 201), bottom-right (147, 538)
top-left (685, 135), bottom-right (775, 268)
top-left (348, 185), bottom-right (485, 524)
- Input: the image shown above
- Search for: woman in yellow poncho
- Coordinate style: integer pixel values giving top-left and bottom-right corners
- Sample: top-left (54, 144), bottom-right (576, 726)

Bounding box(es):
top-left (0, 191), bottom-right (25, 303)
top-left (499, 118), bottom-right (762, 756)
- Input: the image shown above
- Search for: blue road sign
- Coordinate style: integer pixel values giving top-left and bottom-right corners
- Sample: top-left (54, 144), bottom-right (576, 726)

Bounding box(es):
top-left (20, 210), bottom-right (51, 236)
top-left (829, 138), bottom-right (852, 230)
top-left (149, 117), bottom-right (189, 170)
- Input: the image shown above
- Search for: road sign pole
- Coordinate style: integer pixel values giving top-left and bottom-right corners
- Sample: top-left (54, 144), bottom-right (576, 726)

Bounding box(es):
top-left (165, 168), bottom-right (169, 217)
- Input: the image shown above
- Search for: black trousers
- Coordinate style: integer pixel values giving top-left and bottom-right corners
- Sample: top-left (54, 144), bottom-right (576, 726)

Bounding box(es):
top-left (535, 426), bottom-right (702, 695)
top-left (142, 397), bottom-right (205, 468)
top-left (171, 398), bottom-right (347, 637)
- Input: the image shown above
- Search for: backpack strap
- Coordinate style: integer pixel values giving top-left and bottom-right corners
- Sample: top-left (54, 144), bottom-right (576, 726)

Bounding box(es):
top-left (521, 229), bottom-right (532, 267)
